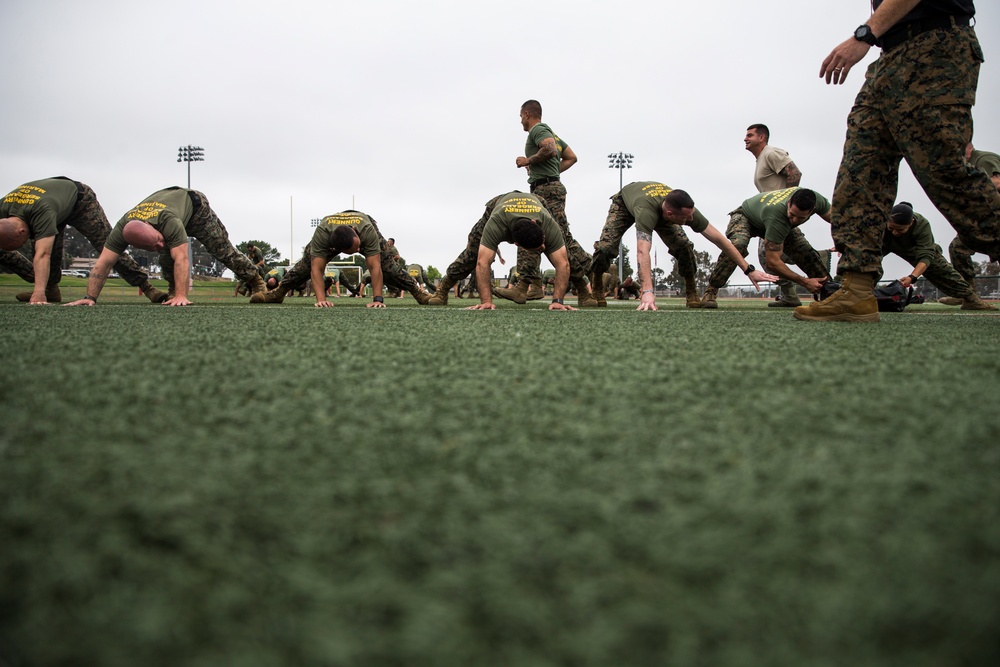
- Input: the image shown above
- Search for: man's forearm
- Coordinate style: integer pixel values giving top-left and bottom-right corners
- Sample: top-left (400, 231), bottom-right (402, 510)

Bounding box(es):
top-left (32, 255), bottom-right (50, 294)
top-left (868, 0), bottom-right (922, 36)
top-left (476, 263), bottom-right (493, 304)
top-left (765, 252), bottom-right (806, 285)
top-left (173, 256), bottom-right (191, 298)
top-left (637, 236), bottom-right (654, 292)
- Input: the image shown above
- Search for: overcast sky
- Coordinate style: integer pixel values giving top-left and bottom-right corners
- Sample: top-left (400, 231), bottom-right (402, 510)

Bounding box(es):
top-left (2, 0), bottom-right (998, 282)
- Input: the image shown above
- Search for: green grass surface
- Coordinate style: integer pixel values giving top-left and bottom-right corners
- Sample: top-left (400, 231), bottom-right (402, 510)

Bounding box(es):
top-left (1, 297), bottom-right (999, 666)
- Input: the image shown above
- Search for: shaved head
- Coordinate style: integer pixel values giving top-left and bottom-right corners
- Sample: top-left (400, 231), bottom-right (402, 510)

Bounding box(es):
top-left (122, 219), bottom-right (165, 252)
top-left (0, 217), bottom-right (29, 251)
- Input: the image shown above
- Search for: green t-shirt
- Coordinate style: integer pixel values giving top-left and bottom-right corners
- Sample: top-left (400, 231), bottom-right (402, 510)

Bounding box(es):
top-left (105, 187), bottom-right (193, 254)
top-left (265, 267), bottom-right (286, 282)
top-left (740, 187), bottom-right (831, 244)
top-left (970, 149), bottom-right (1000, 177)
top-left (620, 182), bottom-right (710, 235)
top-left (882, 212), bottom-right (938, 267)
top-left (479, 192), bottom-right (565, 254)
top-left (0, 178), bottom-right (79, 240)
top-left (525, 122), bottom-right (563, 183)
top-left (309, 211), bottom-right (382, 260)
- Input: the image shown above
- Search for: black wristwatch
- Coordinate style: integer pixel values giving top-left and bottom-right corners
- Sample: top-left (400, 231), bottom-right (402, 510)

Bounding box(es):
top-left (854, 24), bottom-right (877, 46)
top-left (84, 294), bottom-right (98, 303)
top-left (372, 295), bottom-right (384, 303)
top-left (743, 264), bottom-right (756, 276)
top-left (907, 274), bottom-right (918, 282)
top-left (552, 297), bottom-right (564, 305)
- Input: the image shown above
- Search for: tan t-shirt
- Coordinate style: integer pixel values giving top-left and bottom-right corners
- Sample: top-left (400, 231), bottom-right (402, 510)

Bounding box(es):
top-left (754, 145), bottom-right (793, 193)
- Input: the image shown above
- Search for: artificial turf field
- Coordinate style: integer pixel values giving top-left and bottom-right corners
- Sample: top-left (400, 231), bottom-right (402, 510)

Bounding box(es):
top-left (1, 283), bottom-right (999, 666)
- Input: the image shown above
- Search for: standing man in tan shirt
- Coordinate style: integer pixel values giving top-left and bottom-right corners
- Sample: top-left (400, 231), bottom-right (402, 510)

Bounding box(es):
top-left (745, 124), bottom-right (812, 308)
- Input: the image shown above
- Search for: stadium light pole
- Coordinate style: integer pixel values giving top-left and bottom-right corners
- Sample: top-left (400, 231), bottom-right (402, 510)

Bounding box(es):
top-left (177, 145), bottom-right (204, 282)
top-left (608, 152), bottom-right (633, 283)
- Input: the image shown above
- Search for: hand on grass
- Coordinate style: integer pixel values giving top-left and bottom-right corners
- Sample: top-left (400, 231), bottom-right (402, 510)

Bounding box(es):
top-left (64, 298), bottom-right (96, 307)
top-left (163, 296), bottom-right (193, 306)
top-left (548, 302), bottom-right (577, 311)
top-left (315, 300), bottom-right (334, 308)
top-left (637, 294), bottom-right (657, 311)
top-left (466, 303), bottom-right (496, 310)
top-left (367, 301), bottom-right (386, 309)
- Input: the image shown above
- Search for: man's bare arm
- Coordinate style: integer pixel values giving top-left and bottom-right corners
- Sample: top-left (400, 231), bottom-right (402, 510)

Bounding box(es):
top-left (781, 162), bottom-right (802, 187)
top-left (559, 145), bottom-right (578, 173)
top-left (29, 236), bottom-right (55, 303)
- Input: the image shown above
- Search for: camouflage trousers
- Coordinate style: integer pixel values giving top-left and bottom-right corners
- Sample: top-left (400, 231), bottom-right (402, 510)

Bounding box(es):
top-left (281, 220), bottom-right (421, 296)
top-left (0, 182), bottom-right (152, 291)
top-left (833, 25), bottom-right (1000, 275)
top-left (947, 236), bottom-right (976, 283)
top-left (516, 181), bottom-right (593, 281)
top-left (708, 208), bottom-right (828, 289)
top-left (890, 244), bottom-right (974, 299)
top-left (159, 191), bottom-right (257, 290)
top-left (592, 192), bottom-right (698, 282)
top-left (443, 195), bottom-right (503, 282)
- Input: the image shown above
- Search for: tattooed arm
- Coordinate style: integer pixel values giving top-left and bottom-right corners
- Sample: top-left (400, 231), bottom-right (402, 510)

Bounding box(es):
top-left (516, 137), bottom-right (558, 168)
top-left (635, 230), bottom-right (657, 311)
top-left (65, 247), bottom-right (119, 306)
top-left (781, 161), bottom-right (802, 187)
top-left (764, 240), bottom-right (825, 293)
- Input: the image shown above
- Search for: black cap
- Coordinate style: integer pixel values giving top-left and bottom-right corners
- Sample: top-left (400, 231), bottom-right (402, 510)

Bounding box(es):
top-left (889, 202), bottom-right (913, 223)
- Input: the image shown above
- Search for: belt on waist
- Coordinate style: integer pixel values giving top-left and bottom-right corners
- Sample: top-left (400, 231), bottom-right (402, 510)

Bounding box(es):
top-left (529, 177), bottom-right (560, 191)
top-left (880, 14), bottom-right (972, 51)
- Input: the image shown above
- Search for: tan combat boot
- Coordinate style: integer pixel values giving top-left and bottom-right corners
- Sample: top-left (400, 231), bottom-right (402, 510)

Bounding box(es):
top-left (250, 283), bottom-right (290, 304)
top-left (942, 276), bottom-right (975, 305)
top-left (246, 273), bottom-right (267, 297)
top-left (701, 286), bottom-right (719, 309)
top-left (525, 279), bottom-right (545, 300)
top-left (685, 277), bottom-right (702, 309)
top-left (142, 284), bottom-right (169, 303)
top-left (16, 286), bottom-right (62, 303)
top-left (493, 280), bottom-right (529, 304)
top-left (427, 276), bottom-right (456, 306)
top-left (409, 284), bottom-right (432, 305)
top-left (767, 281), bottom-right (802, 307)
top-left (573, 277), bottom-right (599, 307)
top-left (793, 272), bottom-right (879, 322)
top-left (960, 293), bottom-right (998, 311)
top-left (590, 272), bottom-right (607, 307)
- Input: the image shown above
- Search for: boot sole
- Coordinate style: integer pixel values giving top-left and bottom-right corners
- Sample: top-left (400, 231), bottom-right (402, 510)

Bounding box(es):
top-left (793, 309), bottom-right (879, 322)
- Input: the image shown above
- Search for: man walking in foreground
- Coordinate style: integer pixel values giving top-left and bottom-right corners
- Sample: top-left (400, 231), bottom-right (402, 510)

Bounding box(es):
top-left (796, 0), bottom-right (1000, 323)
